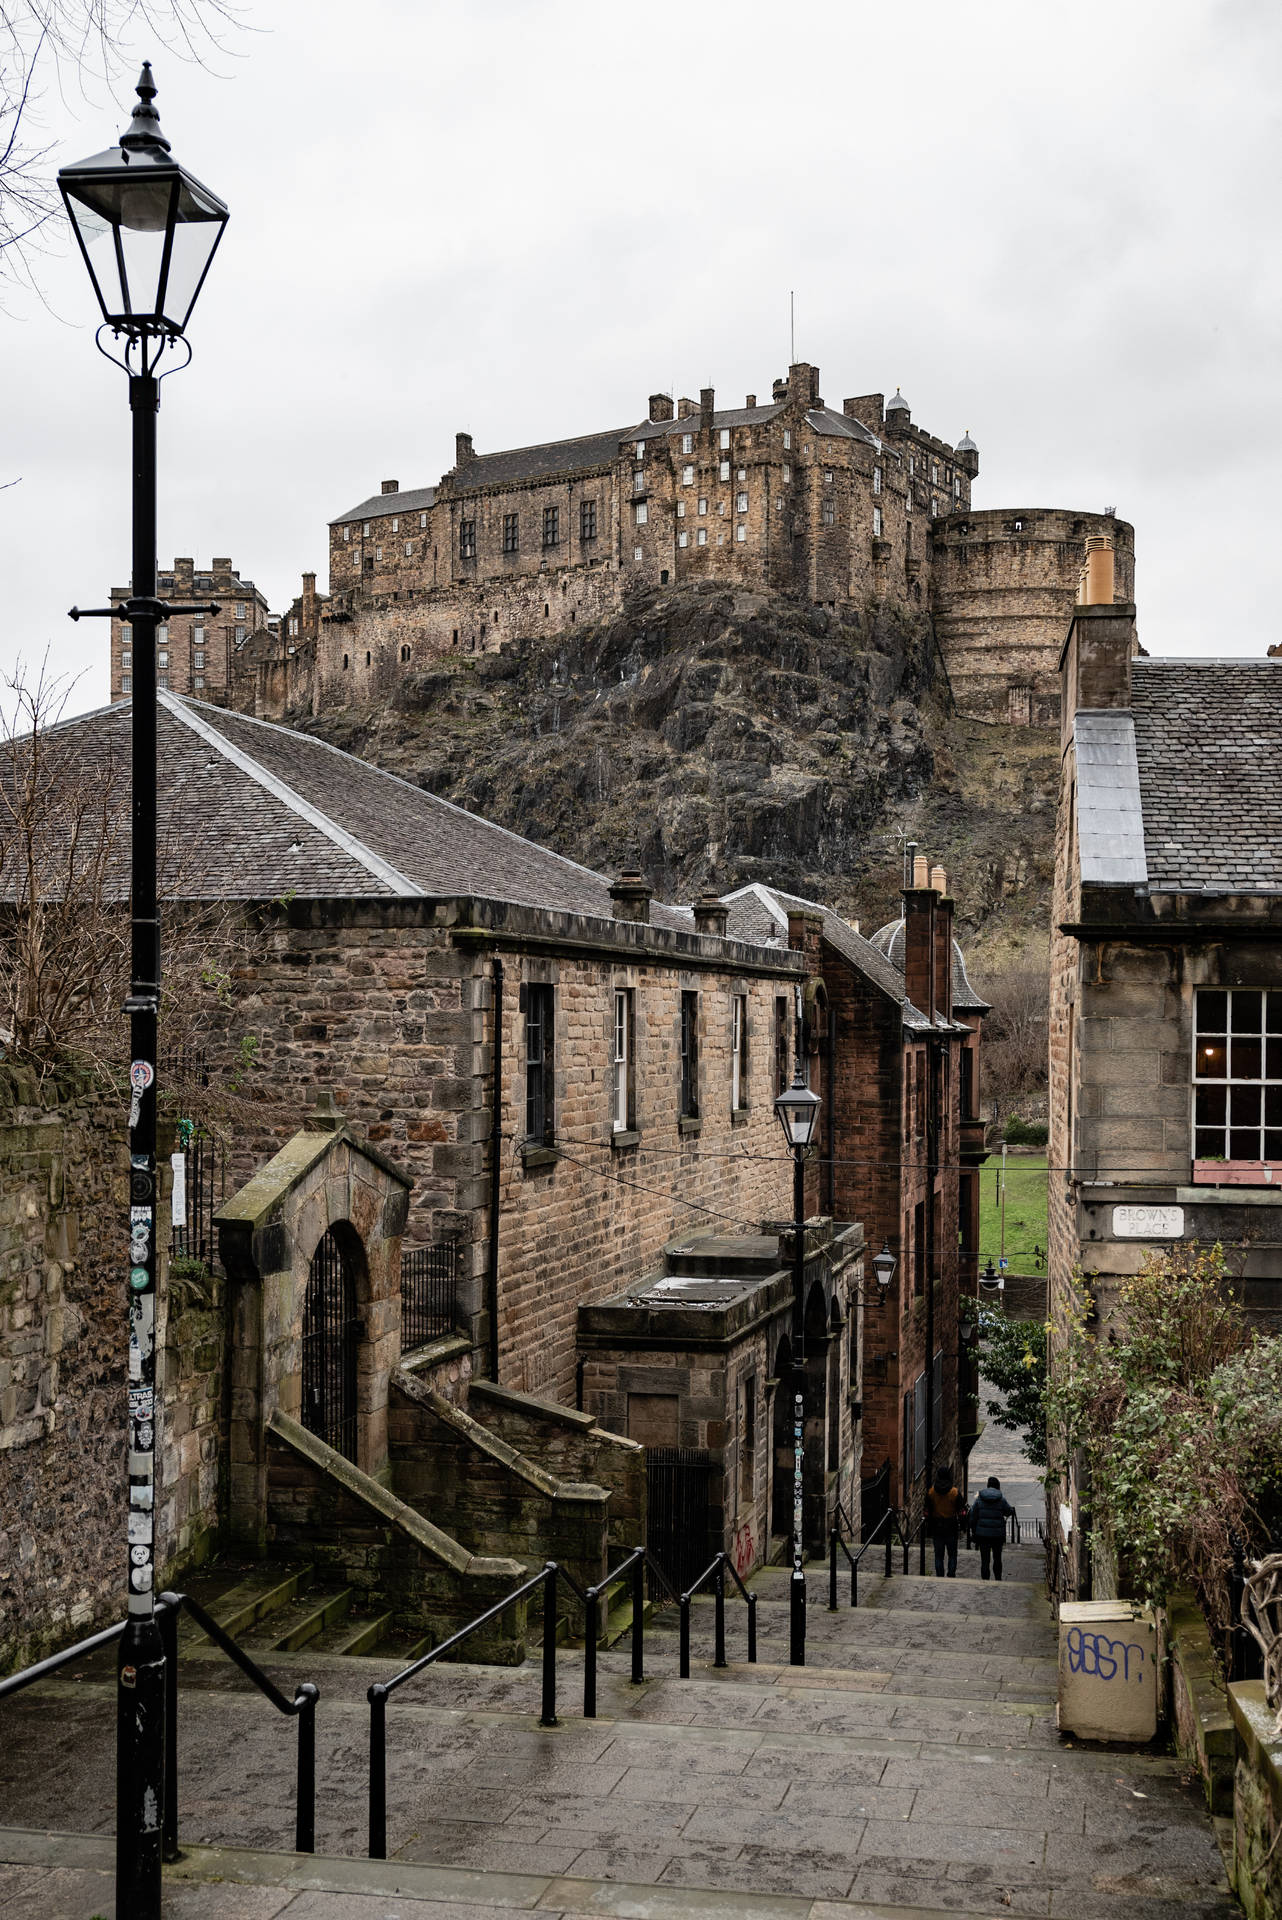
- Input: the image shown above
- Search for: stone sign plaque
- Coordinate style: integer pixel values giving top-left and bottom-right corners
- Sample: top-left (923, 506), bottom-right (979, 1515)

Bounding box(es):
top-left (1112, 1204), bottom-right (1184, 1239)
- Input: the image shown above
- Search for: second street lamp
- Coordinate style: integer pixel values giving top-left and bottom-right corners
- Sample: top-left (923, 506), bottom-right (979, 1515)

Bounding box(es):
top-left (58, 64), bottom-right (228, 1920)
top-left (774, 1064), bottom-right (820, 1666)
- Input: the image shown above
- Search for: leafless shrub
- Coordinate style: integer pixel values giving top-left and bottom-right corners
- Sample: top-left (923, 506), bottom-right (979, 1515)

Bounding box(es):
top-left (974, 962), bottom-right (1048, 1123)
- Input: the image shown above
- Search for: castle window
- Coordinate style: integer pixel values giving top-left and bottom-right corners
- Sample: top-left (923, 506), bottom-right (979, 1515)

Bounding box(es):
top-left (363, 524), bottom-right (370, 537)
top-left (873, 507), bottom-right (883, 537)
top-left (343, 653), bottom-right (350, 669)
top-left (735, 524), bottom-right (747, 542)
top-left (636, 440), bottom-right (645, 459)
top-left (682, 465), bottom-right (694, 486)
top-left (544, 506), bottom-right (560, 547)
top-left (375, 546), bottom-right (383, 561)
top-left (121, 651), bottom-right (132, 668)
top-left (945, 466), bottom-right (952, 484)
top-left (953, 476), bottom-right (962, 499)
top-left (682, 432), bottom-right (693, 455)
top-left (783, 430), bottom-right (791, 449)
top-left (366, 650), bottom-right (371, 666)
top-left (400, 644), bottom-right (411, 662)
top-left (931, 462), bottom-right (939, 484)
top-left (736, 492), bottom-right (748, 512)
top-left (698, 497), bottom-right (707, 515)
top-left (121, 673), bottom-right (132, 694)
top-left (460, 520), bottom-right (476, 558)
top-left (503, 512), bottom-right (519, 554)
top-left (580, 499), bottom-right (597, 540)
top-left (931, 498), bottom-right (940, 518)
top-left (634, 502), bottom-right (648, 526)
top-left (1013, 519), bottom-right (1023, 530)
top-left (343, 526), bottom-right (350, 541)
top-left (906, 489), bottom-right (913, 514)
top-left (634, 546), bottom-right (643, 561)
top-left (633, 468), bottom-right (645, 492)
top-left (719, 429), bottom-right (730, 449)
top-left (737, 468), bottom-right (746, 482)
top-left (908, 457), bottom-right (915, 477)
top-left (391, 517), bottom-right (399, 532)
top-left (719, 461), bottom-right (730, 481)
top-left (420, 512), bottom-right (428, 528)
top-left (404, 541), bottom-right (413, 557)
top-left (697, 527), bottom-right (707, 545)
top-left (364, 557), bottom-right (374, 572)
top-left (678, 530), bottom-right (689, 547)
top-left (873, 466), bottom-right (882, 495)
top-left (824, 470), bottom-right (834, 485)
top-left (822, 500), bottom-right (835, 526)
top-left (717, 532), bottom-right (725, 544)
top-left (194, 652), bottom-right (205, 670)
top-left (677, 501), bottom-right (685, 517)
top-left (783, 465), bottom-right (791, 483)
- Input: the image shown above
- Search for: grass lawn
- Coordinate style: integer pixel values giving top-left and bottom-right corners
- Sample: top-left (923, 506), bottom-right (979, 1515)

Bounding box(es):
top-left (978, 1152), bottom-right (1048, 1271)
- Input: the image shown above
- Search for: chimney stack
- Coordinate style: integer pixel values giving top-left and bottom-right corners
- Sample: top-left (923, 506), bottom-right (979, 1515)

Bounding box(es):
top-left (903, 853), bottom-right (936, 1020)
top-left (693, 894), bottom-right (730, 937)
top-left (1060, 535), bottom-right (1139, 757)
top-left (700, 387), bottom-right (715, 433)
top-left (677, 396), bottom-right (696, 419)
top-left (455, 432), bottom-right (475, 466)
top-left (381, 479), bottom-right (400, 495)
top-left (772, 376), bottom-right (788, 403)
top-left (648, 393), bottom-right (674, 422)
top-left (745, 393), bottom-right (756, 408)
top-left (933, 878), bottom-right (954, 1020)
top-left (610, 867), bottom-right (652, 924)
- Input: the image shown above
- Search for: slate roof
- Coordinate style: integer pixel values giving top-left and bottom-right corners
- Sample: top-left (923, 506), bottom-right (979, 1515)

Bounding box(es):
top-left (867, 917), bottom-right (989, 1016)
top-left (634, 403), bottom-right (786, 444)
top-left (332, 485), bottom-right (437, 527)
top-left (1074, 711), bottom-right (1148, 886)
top-left (805, 406), bottom-right (881, 448)
top-left (1127, 659), bottom-right (1282, 893)
top-left (13, 695), bottom-right (692, 928)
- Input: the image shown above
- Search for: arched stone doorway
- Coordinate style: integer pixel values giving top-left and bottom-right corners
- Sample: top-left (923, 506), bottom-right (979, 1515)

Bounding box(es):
top-left (301, 1225), bottom-right (362, 1463)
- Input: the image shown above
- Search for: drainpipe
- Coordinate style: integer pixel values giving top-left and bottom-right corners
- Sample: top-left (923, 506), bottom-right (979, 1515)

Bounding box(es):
top-left (922, 1038), bottom-right (939, 1572)
top-left (488, 957), bottom-right (503, 1382)
top-left (825, 1005), bottom-right (836, 1216)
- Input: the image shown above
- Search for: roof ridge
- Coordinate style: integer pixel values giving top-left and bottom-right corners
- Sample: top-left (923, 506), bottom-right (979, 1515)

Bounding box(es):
top-left (160, 694), bottom-right (419, 897)
top-left (187, 699), bottom-right (616, 892)
top-left (465, 422), bottom-right (642, 463)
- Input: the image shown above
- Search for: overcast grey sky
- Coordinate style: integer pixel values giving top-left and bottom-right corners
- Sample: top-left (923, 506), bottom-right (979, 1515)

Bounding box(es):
top-left (4, 0), bottom-right (1280, 715)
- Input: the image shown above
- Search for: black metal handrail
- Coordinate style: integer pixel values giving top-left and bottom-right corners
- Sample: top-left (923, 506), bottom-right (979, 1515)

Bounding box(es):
top-left (582, 1545), bottom-right (681, 1717)
top-left (828, 1504), bottom-right (909, 1610)
top-left (0, 1592), bottom-right (319, 1858)
top-left (367, 1561), bottom-right (559, 1860)
top-left (678, 1551), bottom-right (758, 1679)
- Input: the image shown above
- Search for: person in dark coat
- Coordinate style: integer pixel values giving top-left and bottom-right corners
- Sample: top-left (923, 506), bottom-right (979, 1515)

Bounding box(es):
top-left (925, 1467), bottom-right (966, 1578)
top-left (968, 1475), bottom-right (1014, 1581)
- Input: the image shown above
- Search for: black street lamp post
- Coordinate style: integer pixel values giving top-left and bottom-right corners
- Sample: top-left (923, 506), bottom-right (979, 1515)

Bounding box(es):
top-left (774, 1064), bottom-right (820, 1666)
top-left (58, 67), bottom-right (227, 1920)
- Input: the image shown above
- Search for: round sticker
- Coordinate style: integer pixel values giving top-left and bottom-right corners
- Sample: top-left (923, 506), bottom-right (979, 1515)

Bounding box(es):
top-left (137, 1420), bottom-right (154, 1448)
top-left (130, 1060), bottom-right (154, 1093)
top-left (130, 1266), bottom-right (149, 1290)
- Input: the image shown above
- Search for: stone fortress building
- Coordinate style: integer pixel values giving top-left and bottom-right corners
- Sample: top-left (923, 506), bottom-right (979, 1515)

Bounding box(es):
top-left (107, 361), bottom-right (1134, 728)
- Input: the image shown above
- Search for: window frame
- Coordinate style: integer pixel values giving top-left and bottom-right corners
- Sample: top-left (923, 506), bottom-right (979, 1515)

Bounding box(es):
top-left (502, 512), bottom-right (520, 554)
top-left (680, 990), bottom-right (700, 1119)
top-left (459, 518), bottom-right (477, 560)
top-left (542, 505), bottom-right (560, 549)
top-left (1193, 987), bottom-right (1282, 1178)
top-left (580, 498), bottom-right (597, 541)
top-left (612, 987), bottom-right (633, 1133)
top-left (731, 993), bottom-right (748, 1111)
top-left (525, 983), bottom-right (555, 1145)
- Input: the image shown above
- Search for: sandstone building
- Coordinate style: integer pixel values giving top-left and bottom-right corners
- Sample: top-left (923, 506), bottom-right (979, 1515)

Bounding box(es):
top-left (108, 556), bottom-right (269, 707)
top-left (1048, 539), bottom-right (1282, 1597)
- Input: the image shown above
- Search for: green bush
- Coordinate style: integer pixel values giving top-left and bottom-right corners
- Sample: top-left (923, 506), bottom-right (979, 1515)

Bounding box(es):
top-left (1003, 1115), bottom-right (1048, 1147)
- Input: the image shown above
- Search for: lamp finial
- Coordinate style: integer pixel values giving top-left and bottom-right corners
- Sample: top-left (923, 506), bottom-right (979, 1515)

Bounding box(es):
top-left (120, 62), bottom-right (172, 155)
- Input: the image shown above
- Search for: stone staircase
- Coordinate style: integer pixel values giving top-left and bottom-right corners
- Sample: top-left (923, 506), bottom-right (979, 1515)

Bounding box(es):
top-left (0, 1540), bottom-right (1243, 1918)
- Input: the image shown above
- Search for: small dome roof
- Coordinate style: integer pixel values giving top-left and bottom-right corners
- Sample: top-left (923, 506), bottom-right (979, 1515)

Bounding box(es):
top-left (886, 388), bottom-right (910, 412)
top-left (956, 430), bottom-right (978, 452)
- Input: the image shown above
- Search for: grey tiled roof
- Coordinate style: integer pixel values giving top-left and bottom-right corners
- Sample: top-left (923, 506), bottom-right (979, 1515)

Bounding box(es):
top-left (805, 407), bottom-right (881, 448)
top-left (1074, 711), bottom-right (1148, 886)
top-left (634, 403), bottom-right (786, 444)
top-left (332, 485), bottom-right (437, 527)
top-left (15, 696), bottom-right (692, 927)
top-left (443, 428), bottom-right (638, 493)
top-left (868, 918), bottom-right (988, 1016)
top-left (1130, 659), bottom-right (1282, 892)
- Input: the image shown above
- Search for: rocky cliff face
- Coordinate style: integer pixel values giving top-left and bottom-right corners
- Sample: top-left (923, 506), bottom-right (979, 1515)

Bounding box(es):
top-left (300, 583), bottom-right (1055, 960)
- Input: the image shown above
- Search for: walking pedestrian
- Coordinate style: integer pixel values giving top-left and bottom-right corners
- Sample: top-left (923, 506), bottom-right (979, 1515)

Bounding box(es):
top-left (925, 1466), bottom-right (965, 1578)
top-left (969, 1475), bottom-right (1014, 1581)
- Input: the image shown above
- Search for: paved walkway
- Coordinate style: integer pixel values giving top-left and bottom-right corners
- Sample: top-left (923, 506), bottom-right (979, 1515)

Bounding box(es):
top-left (0, 1530), bottom-right (1240, 1920)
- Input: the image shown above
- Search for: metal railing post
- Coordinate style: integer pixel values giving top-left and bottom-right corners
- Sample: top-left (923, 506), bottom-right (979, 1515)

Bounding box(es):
top-left (884, 1527), bottom-right (892, 1580)
top-left (540, 1564), bottom-right (559, 1728)
top-left (853, 1560), bottom-right (859, 1609)
top-left (295, 1684), bottom-right (318, 1854)
top-left (158, 1599), bottom-right (179, 1863)
top-left (829, 1531), bottom-right (838, 1611)
top-left (679, 1594), bottom-right (691, 1679)
top-left (919, 1518), bottom-right (926, 1576)
top-left (584, 1589), bottom-right (598, 1719)
top-left (631, 1553), bottom-right (645, 1685)
top-left (902, 1523), bottom-right (909, 1576)
top-left (747, 1592), bottom-right (757, 1664)
top-left (714, 1558), bottom-right (727, 1669)
top-left (368, 1684), bottom-right (387, 1860)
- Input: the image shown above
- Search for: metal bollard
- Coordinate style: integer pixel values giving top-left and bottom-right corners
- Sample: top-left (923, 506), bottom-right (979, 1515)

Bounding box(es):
top-left (540, 1564), bottom-right (559, 1728)
top-left (368, 1685), bottom-right (388, 1860)
top-left (884, 1528), bottom-right (892, 1580)
top-left (747, 1592), bottom-right (757, 1664)
top-left (829, 1531), bottom-right (838, 1611)
top-left (714, 1560), bottom-right (727, 1669)
top-left (679, 1595), bottom-right (691, 1679)
top-left (631, 1553), bottom-right (645, 1685)
top-left (295, 1683), bottom-right (318, 1854)
top-left (583, 1589), bottom-right (598, 1718)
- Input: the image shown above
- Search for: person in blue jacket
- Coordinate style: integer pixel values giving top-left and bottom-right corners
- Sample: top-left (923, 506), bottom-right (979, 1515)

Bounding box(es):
top-left (968, 1475), bottom-right (1014, 1581)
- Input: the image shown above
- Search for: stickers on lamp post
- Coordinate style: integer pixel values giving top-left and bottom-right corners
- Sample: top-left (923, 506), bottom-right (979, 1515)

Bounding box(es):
top-left (129, 1059), bottom-right (153, 1130)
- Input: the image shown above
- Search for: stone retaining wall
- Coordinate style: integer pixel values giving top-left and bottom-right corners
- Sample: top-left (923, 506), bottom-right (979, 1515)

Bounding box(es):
top-left (1229, 1680), bottom-right (1282, 1919)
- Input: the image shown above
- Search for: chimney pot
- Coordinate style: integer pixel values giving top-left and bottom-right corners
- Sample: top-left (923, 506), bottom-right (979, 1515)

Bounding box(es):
top-left (930, 865), bottom-right (946, 894)
top-left (381, 479), bottom-right (400, 495)
top-left (693, 893), bottom-right (730, 937)
top-left (610, 867), bottom-right (652, 925)
top-left (1079, 533), bottom-right (1115, 606)
top-left (912, 853), bottom-right (930, 889)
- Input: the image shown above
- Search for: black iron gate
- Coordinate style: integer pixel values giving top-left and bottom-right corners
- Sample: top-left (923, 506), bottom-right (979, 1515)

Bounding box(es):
top-left (401, 1243), bottom-right (457, 1349)
top-left (646, 1446), bottom-right (715, 1597)
top-left (170, 1122), bottom-right (226, 1268)
top-left (860, 1457), bottom-right (891, 1535)
top-left (301, 1228), bottom-right (359, 1463)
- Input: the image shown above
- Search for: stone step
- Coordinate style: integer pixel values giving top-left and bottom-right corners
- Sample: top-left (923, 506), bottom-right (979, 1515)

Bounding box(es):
top-left (307, 1607), bottom-right (396, 1657)
top-left (237, 1584), bottom-right (354, 1653)
top-left (178, 1562), bottom-right (314, 1646)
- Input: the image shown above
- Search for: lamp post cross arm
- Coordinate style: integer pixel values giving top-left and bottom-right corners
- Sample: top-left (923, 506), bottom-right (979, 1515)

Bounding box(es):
top-left (68, 598), bottom-right (223, 622)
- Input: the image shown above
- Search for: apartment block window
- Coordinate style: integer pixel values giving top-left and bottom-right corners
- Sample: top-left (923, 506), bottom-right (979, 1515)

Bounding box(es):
top-left (873, 506), bottom-right (883, 537)
top-left (158, 674), bottom-right (169, 691)
top-left (374, 546), bottom-right (383, 563)
top-left (676, 501), bottom-right (685, 517)
top-left (503, 513), bottom-right (519, 554)
top-left (525, 983), bottom-right (555, 1144)
top-left (634, 502), bottom-right (648, 526)
top-left (731, 994), bottom-right (748, 1111)
top-left (783, 429), bottom-right (791, 449)
top-left (633, 468), bottom-right (645, 493)
top-left (157, 650), bottom-right (169, 669)
top-left (543, 506), bottom-right (560, 547)
top-left (194, 651), bottom-right (205, 670)
top-left (459, 519), bottom-right (476, 559)
top-left (157, 624), bottom-right (169, 645)
top-left (822, 499), bottom-right (835, 526)
top-left (682, 464), bottom-right (694, 486)
top-left (121, 673), bottom-right (132, 694)
top-left (680, 991), bottom-right (700, 1118)
top-left (719, 428), bottom-right (730, 449)
top-left (612, 988), bottom-right (633, 1132)
top-left (736, 491), bottom-right (748, 512)
top-left (235, 602), bottom-right (245, 621)
top-left (735, 524), bottom-right (747, 541)
top-left (960, 1047), bottom-right (975, 1122)
top-left (682, 432), bottom-right (693, 455)
top-left (696, 528), bottom-right (707, 545)
top-left (1194, 989), bottom-right (1282, 1169)
top-left (873, 466), bottom-right (883, 495)
top-left (194, 676), bottom-right (205, 689)
top-left (420, 512), bottom-right (429, 528)
top-left (914, 1200), bottom-right (926, 1295)
top-left (580, 499), bottom-right (597, 540)
top-left (737, 467), bottom-right (746, 482)
top-left (913, 1372), bottom-right (927, 1479)
top-left (698, 497), bottom-right (707, 515)
top-left (719, 460), bottom-right (730, 481)
top-left (677, 530), bottom-right (689, 547)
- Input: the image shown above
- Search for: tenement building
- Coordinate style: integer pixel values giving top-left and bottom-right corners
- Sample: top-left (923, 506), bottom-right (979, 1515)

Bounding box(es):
top-left (108, 556), bottom-right (269, 706)
top-left (255, 362), bottom-right (1130, 726)
top-left (1048, 537), bottom-right (1282, 1597)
